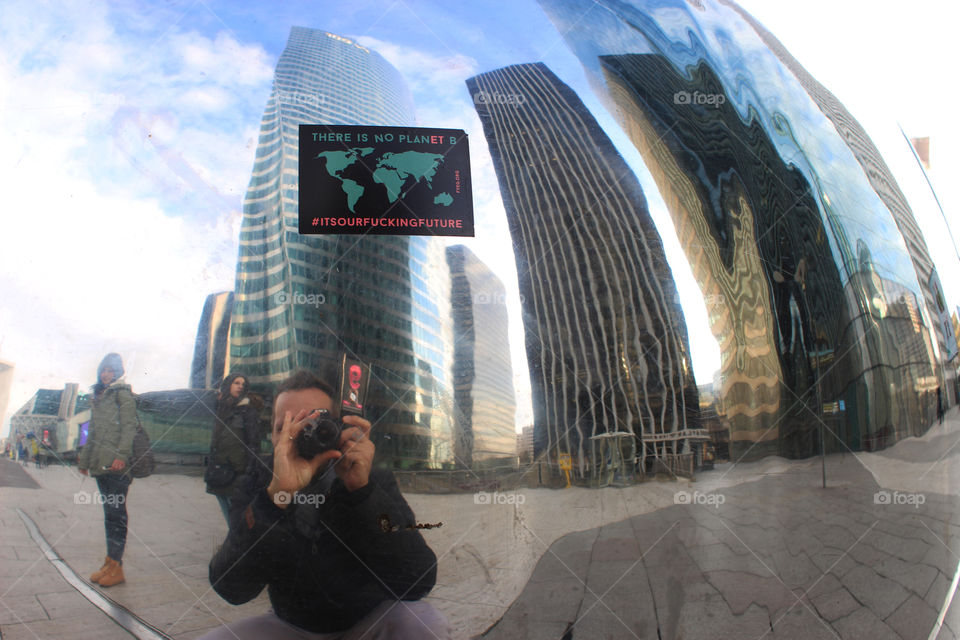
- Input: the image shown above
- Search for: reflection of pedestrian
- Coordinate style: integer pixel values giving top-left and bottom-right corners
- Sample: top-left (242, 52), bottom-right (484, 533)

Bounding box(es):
top-left (937, 386), bottom-right (945, 425)
top-left (77, 353), bottom-right (138, 588)
top-left (206, 373), bottom-right (262, 524)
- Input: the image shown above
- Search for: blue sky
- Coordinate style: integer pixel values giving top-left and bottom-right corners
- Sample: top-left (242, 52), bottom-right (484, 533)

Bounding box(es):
top-left (1, 0), bottom-right (957, 434)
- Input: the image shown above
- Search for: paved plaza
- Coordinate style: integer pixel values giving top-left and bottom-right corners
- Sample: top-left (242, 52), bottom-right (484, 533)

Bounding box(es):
top-left (2, 408), bottom-right (960, 639)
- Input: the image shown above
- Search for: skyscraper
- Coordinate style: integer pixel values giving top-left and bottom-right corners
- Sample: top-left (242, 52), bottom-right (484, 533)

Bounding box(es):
top-left (190, 291), bottom-right (234, 389)
top-left (467, 62), bottom-right (700, 476)
top-left (230, 27), bottom-right (456, 468)
top-left (446, 245), bottom-right (517, 469)
top-left (538, 0), bottom-right (942, 457)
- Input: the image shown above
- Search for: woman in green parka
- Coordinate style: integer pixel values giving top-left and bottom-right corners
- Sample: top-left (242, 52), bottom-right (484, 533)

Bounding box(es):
top-left (206, 373), bottom-right (262, 523)
top-left (78, 353), bottom-right (137, 588)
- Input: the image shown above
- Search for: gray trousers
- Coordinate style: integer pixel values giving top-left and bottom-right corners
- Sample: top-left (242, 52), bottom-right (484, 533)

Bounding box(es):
top-left (197, 599), bottom-right (449, 640)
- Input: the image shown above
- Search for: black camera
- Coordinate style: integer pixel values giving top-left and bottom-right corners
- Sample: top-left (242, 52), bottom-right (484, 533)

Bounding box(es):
top-left (295, 409), bottom-right (343, 459)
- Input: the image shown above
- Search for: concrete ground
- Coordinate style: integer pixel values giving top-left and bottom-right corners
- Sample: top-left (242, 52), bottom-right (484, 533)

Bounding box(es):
top-left (2, 407), bottom-right (959, 639)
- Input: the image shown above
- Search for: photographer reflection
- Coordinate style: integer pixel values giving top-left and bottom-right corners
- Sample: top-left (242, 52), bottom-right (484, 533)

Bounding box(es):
top-left (202, 370), bottom-right (447, 639)
top-left (205, 373), bottom-right (262, 523)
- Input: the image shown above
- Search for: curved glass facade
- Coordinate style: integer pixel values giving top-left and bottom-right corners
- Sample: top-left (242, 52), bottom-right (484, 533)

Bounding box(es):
top-left (539, 0), bottom-right (946, 459)
top-left (5, 1), bottom-right (960, 638)
top-left (230, 28), bottom-right (457, 468)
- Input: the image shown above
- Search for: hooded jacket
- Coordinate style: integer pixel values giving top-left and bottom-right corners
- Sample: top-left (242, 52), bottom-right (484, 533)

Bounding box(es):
top-left (77, 379), bottom-right (138, 477)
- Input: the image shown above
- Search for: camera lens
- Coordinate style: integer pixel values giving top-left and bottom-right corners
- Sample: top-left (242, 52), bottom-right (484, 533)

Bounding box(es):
top-left (295, 409), bottom-right (342, 459)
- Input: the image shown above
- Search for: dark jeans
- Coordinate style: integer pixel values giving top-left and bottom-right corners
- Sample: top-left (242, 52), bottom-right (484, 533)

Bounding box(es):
top-left (96, 473), bottom-right (132, 562)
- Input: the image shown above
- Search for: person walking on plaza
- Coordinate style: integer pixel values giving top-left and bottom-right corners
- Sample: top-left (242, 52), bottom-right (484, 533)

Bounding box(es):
top-left (205, 372), bottom-right (262, 524)
top-left (78, 353), bottom-right (138, 588)
top-left (937, 386), bottom-right (945, 425)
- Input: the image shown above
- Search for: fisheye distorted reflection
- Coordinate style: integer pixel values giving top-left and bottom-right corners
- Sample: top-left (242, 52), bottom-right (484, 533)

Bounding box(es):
top-left (2, 0), bottom-right (959, 639)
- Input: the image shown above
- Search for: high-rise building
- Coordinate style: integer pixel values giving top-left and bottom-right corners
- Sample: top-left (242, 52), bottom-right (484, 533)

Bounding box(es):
top-left (190, 291), bottom-right (234, 389)
top-left (722, 1), bottom-right (953, 400)
top-left (538, 0), bottom-right (943, 457)
top-left (467, 62), bottom-right (701, 476)
top-left (446, 245), bottom-right (517, 469)
top-left (0, 359), bottom-right (13, 435)
top-left (229, 27), bottom-right (456, 468)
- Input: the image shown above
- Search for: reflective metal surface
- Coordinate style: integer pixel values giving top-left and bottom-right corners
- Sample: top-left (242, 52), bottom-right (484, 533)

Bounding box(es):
top-left (2, 1), bottom-right (959, 638)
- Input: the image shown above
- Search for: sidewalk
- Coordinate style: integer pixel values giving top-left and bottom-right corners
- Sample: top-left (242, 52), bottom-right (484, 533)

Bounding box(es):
top-left (1, 407), bottom-right (959, 639)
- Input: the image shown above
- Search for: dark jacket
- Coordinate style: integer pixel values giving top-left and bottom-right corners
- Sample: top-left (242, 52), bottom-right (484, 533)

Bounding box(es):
top-left (77, 380), bottom-right (137, 477)
top-left (208, 461), bottom-right (437, 633)
top-left (205, 396), bottom-right (261, 497)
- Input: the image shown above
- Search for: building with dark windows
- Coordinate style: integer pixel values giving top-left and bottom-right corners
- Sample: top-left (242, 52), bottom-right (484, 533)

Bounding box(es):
top-left (446, 245), bottom-right (517, 469)
top-left (9, 384), bottom-right (89, 456)
top-left (228, 27), bottom-right (456, 468)
top-left (189, 291), bottom-right (234, 389)
top-left (467, 62), bottom-right (701, 479)
top-left (539, 0), bottom-right (944, 458)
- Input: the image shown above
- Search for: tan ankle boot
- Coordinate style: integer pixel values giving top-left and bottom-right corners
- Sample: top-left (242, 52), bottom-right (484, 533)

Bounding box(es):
top-left (97, 558), bottom-right (125, 587)
top-left (90, 557), bottom-right (111, 583)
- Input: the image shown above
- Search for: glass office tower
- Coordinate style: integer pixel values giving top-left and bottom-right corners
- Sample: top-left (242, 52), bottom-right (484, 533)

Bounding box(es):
top-left (467, 63), bottom-right (701, 477)
top-left (446, 245), bottom-right (517, 469)
top-left (230, 27), bottom-right (456, 468)
top-left (538, 0), bottom-right (943, 459)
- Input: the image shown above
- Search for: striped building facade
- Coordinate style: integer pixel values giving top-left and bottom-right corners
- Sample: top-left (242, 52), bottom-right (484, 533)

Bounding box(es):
top-left (466, 63), bottom-right (700, 476)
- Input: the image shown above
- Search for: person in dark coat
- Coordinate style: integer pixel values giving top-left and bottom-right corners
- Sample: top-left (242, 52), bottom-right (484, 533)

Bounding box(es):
top-left (206, 373), bottom-right (262, 523)
top-left (78, 352), bottom-right (138, 588)
top-left (200, 370), bottom-right (447, 639)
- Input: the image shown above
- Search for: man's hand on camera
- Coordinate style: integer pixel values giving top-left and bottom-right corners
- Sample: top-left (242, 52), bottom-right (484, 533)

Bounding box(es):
top-left (335, 415), bottom-right (374, 492)
top-left (267, 409), bottom-right (341, 509)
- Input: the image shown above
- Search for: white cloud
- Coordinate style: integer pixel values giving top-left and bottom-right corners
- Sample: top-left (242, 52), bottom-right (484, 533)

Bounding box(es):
top-left (0, 2), bottom-right (273, 432)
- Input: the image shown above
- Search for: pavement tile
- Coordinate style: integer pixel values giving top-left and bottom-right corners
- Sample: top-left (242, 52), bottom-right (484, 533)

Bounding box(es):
top-left (770, 549), bottom-right (825, 588)
top-left (811, 546), bottom-right (859, 579)
top-left (885, 593), bottom-right (938, 639)
top-left (875, 555), bottom-right (939, 597)
top-left (704, 570), bottom-right (798, 615)
top-left (687, 542), bottom-right (772, 576)
top-left (869, 530), bottom-right (931, 564)
top-left (771, 605), bottom-right (840, 640)
top-left (0, 611), bottom-right (130, 640)
top-left (675, 599), bottom-right (771, 640)
top-left (0, 546), bottom-right (20, 560)
top-left (800, 573), bottom-right (844, 601)
top-left (576, 589), bottom-right (657, 639)
top-left (936, 623), bottom-right (958, 640)
top-left (0, 593), bottom-right (49, 625)
top-left (831, 606), bottom-right (901, 640)
top-left (843, 565), bottom-right (911, 620)
top-left (810, 587), bottom-right (861, 622)
top-left (35, 590), bottom-right (99, 618)
top-left (924, 571), bottom-right (952, 611)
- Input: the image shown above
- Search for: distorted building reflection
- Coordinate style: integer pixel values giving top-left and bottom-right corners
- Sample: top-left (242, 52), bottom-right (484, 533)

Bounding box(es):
top-left (446, 245), bottom-right (518, 469)
top-left (189, 291), bottom-right (234, 390)
top-left (539, 0), bottom-right (945, 459)
top-left (228, 27), bottom-right (456, 468)
top-left (467, 62), bottom-right (702, 480)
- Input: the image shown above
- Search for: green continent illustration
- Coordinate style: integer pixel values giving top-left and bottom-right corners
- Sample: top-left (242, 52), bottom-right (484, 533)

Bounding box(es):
top-left (315, 148), bottom-right (452, 212)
